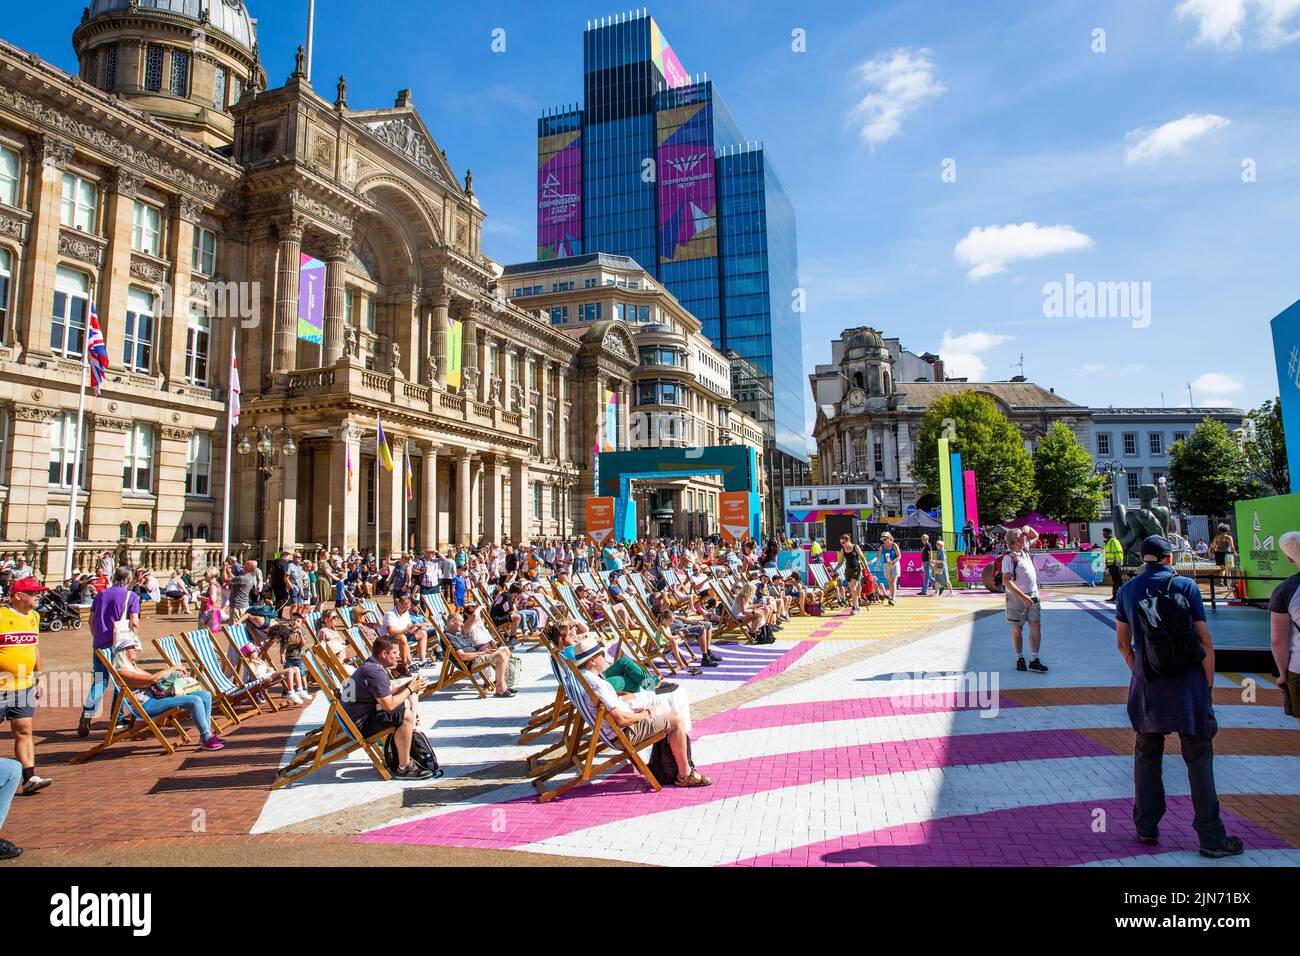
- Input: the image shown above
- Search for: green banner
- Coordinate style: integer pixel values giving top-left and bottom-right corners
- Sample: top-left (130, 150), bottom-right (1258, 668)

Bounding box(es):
top-left (1234, 492), bottom-right (1300, 600)
top-left (447, 318), bottom-right (463, 389)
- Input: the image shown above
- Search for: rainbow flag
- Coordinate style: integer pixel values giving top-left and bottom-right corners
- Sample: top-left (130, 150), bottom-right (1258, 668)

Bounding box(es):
top-left (376, 414), bottom-right (394, 472)
top-left (404, 441), bottom-right (414, 501)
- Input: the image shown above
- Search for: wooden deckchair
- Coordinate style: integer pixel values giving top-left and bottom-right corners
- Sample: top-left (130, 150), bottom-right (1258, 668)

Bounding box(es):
top-left (153, 634), bottom-right (240, 731)
top-left (271, 646), bottom-right (393, 789)
top-left (534, 652), bottom-right (669, 803)
top-left (222, 622), bottom-right (288, 707)
top-left (69, 649), bottom-right (194, 764)
top-left (434, 628), bottom-right (495, 697)
top-left (182, 628), bottom-right (275, 715)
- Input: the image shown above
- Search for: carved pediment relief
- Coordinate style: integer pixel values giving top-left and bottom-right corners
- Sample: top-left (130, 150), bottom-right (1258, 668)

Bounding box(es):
top-left (356, 112), bottom-right (455, 188)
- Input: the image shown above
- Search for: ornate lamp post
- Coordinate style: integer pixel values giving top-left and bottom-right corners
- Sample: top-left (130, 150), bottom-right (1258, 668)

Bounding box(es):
top-left (237, 425), bottom-right (297, 560)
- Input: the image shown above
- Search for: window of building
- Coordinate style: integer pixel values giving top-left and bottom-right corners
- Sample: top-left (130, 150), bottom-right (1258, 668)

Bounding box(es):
top-left (1096, 432), bottom-right (1111, 456)
top-left (191, 226), bottom-right (216, 275)
top-left (132, 201), bottom-right (161, 256)
top-left (230, 74), bottom-right (242, 105)
top-left (0, 146), bottom-right (18, 208)
top-left (144, 45), bottom-right (164, 92)
top-left (136, 521), bottom-right (151, 540)
top-left (1149, 432), bottom-right (1164, 455)
top-left (1126, 470), bottom-right (1140, 501)
top-left (123, 423), bottom-right (154, 493)
top-left (196, 523), bottom-right (208, 539)
top-left (169, 49), bottom-right (189, 96)
top-left (185, 432), bottom-right (211, 496)
top-left (874, 442), bottom-right (884, 473)
top-left (533, 481), bottom-right (542, 519)
top-left (103, 45), bottom-right (117, 92)
top-left (551, 485), bottom-right (559, 519)
top-left (185, 305), bottom-right (209, 384)
top-left (1122, 432), bottom-right (1138, 456)
top-left (213, 65), bottom-right (228, 110)
top-left (119, 521), bottom-right (131, 540)
top-left (51, 266), bottom-right (89, 357)
top-left (1152, 469), bottom-right (1165, 488)
top-left (182, 524), bottom-right (193, 541)
top-left (366, 298), bottom-right (376, 331)
top-left (122, 287), bottom-right (154, 373)
top-left (48, 411), bottom-right (88, 488)
top-left (44, 519), bottom-right (60, 538)
top-left (1173, 431), bottom-right (1188, 445)
top-left (0, 247), bottom-right (11, 341)
top-left (60, 173), bottom-right (97, 232)
top-left (344, 289), bottom-right (355, 326)
top-left (549, 305), bottom-right (568, 324)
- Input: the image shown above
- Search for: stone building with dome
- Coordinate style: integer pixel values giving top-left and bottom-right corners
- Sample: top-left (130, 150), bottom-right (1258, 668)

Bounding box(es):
top-left (0, 1), bottom-right (715, 576)
top-left (809, 326), bottom-right (1093, 518)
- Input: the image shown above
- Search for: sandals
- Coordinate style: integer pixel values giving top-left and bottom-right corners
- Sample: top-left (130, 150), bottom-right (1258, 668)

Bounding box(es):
top-left (674, 770), bottom-right (712, 787)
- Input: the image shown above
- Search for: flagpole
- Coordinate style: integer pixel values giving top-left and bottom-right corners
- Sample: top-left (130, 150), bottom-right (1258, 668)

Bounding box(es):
top-left (63, 351), bottom-right (90, 583)
top-left (374, 424), bottom-right (381, 559)
top-left (341, 429), bottom-right (349, 554)
top-left (221, 325), bottom-right (235, 564)
top-left (402, 447), bottom-right (408, 553)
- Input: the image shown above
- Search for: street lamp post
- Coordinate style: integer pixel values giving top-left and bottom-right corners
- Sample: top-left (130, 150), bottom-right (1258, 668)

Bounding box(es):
top-left (237, 425), bottom-right (297, 561)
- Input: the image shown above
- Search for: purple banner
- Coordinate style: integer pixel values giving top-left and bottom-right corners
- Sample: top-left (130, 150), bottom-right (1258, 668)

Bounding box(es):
top-left (657, 98), bottom-right (716, 264)
top-left (297, 254), bottom-right (325, 344)
top-left (537, 130), bottom-right (582, 260)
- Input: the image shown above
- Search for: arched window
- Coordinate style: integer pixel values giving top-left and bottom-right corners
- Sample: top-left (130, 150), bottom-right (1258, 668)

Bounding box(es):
top-left (119, 521), bottom-right (132, 540)
top-left (44, 519), bottom-right (60, 538)
top-left (181, 524), bottom-right (193, 542)
top-left (882, 370), bottom-right (892, 395)
top-left (73, 520), bottom-right (83, 539)
top-left (196, 524), bottom-right (209, 540)
top-left (852, 371), bottom-right (864, 389)
top-left (136, 522), bottom-right (150, 541)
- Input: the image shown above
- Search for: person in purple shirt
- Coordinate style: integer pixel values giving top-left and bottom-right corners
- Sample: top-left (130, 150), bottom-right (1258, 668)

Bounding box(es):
top-left (78, 567), bottom-right (140, 738)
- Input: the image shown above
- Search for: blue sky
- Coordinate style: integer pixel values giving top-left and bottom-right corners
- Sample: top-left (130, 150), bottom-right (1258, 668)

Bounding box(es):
top-left (14, 0), bottom-right (1300, 442)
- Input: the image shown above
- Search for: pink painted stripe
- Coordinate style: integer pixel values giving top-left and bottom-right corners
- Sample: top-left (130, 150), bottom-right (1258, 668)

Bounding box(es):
top-left (741, 641), bottom-right (817, 687)
top-left (355, 729), bottom-right (1112, 851)
top-left (692, 691), bottom-right (1018, 737)
top-left (726, 797), bottom-right (1289, 867)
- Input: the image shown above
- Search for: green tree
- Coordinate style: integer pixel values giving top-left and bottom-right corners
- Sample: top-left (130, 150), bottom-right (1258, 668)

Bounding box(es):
top-left (1242, 397), bottom-right (1289, 495)
top-left (1032, 422), bottom-right (1106, 521)
top-left (1168, 417), bottom-right (1257, 517)
top-left (910, 391), bottom-right (1035, 522)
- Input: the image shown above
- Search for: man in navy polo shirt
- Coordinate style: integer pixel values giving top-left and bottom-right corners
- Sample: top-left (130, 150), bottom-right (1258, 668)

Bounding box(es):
top-left (1115, 535), bottom-right (1243, 858)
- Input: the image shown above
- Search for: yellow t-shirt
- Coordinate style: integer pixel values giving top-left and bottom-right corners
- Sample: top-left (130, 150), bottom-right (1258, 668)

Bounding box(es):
top-left (0, 605), bottom-right (40, 691)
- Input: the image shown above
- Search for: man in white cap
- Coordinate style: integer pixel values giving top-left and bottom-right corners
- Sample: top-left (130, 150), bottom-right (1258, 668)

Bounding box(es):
top-left (572, 638), bottom-right (711, 788)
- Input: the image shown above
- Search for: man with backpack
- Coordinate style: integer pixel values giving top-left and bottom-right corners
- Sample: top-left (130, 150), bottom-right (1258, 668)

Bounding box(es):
top-left (1115, 535), bottom-right (1243, 858)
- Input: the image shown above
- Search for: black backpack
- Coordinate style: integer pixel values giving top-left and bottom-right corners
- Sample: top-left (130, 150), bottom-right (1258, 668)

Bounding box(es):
top-left (383, 729), bottom-right (444, 777)
top-left (648, 735), bottom-right (695, 786)
top-left (1135, 576), bottom-right (1202, 679)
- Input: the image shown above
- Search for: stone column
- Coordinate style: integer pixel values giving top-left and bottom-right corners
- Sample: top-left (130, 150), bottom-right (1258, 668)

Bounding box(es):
top-left (509, 457), bottom-right (529, 544)
top-left (17, 135), bottom-right (75, 358)
top-left (420, 443), bottom-right (438, 550)
top-left (267, 434), bottom-right (299, 554)
top-left (322, 233), bottom-right (350, 365)
top-left (461, 309), bottom-right (478, 392)
top-left (432, 290), bottom-right (450, 389)
top-left (85, 414), bottom-right (131, 541)
top-left (329, 424), bottom-right (362, 551)
top-left (2, 407), bottom-right (56, 541)
top-left (481, 454), bottom-right (502, 545)
top-left (272, 215), bottom-right (305, 374)
top-left (99, 168), bottom-right (140, 367)
top-left (154, 426), bottom-right (191, 545)
top-left (455, 452), bottom-right (473, 546)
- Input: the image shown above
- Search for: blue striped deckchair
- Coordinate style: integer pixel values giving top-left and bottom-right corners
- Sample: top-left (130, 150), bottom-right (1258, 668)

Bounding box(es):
top-left (182, 629), bottom-right (274, 715)
top-left (154, 634), bottom-right (240, 730)
top-left (222, 622), bottom-right (287, 708)
top-left (272, 646), bottom-right (392, 789)
top-left (303, 610), bottom-right (323, 636)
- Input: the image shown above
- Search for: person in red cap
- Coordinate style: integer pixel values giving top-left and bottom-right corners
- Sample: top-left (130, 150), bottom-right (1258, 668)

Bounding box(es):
top-left (0, 577), bottom-right (52, 795)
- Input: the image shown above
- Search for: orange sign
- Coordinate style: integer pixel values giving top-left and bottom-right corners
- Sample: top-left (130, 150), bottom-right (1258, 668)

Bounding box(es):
top-left (585, 496), bottom-right (616, 546)
top-left (719, 491), bottom-right (752, 543)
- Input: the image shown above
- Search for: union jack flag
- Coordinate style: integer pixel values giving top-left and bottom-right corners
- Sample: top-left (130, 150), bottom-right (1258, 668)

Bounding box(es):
top-left (86, 300), bottom-right (109, 396)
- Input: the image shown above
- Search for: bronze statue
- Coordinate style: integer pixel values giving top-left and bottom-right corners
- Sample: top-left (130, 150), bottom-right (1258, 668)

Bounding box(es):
top-left (1114, 482), bottom-right (1170, 564)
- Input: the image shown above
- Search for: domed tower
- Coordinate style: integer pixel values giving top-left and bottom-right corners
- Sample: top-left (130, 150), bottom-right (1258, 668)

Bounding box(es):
top-left (72, 0), bottom-right (267, 149)
top-left (841, 326), bottom-right (893, 399)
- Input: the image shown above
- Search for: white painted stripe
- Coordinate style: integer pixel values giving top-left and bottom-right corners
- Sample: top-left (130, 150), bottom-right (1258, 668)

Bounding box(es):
top-left (514, 755), bottom-right (1300, 867)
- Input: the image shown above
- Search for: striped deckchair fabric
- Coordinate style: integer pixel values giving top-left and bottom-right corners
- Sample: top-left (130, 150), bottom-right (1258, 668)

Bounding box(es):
top-left (153, 634), bottom-right (239, 731)
top-left (70, 648), bottom-right (195, 764)
top-left (303, 611), bottom-right (323, 636)
top-left (222, 622), bottom-right (285, 709)
top-left (183, 628), bottom-right (273, 715)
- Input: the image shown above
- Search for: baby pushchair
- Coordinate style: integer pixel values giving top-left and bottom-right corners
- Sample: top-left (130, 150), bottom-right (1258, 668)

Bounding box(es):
top-left (38, 589), bottom-right (83, 631)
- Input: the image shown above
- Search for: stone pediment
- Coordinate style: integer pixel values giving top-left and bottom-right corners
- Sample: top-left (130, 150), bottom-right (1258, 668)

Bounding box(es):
top-left (352, 108), bottom-right (457, 188)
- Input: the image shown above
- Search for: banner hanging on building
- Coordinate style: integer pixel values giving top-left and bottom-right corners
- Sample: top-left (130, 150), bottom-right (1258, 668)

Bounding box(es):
top-left (586, 496), bottom-right (616, 546)
top-left (602, 388), bottom-right (619, 452)
top-left (719, 490), bottom-right (753, 543)
top-left (297, 254), bottom-right (326, 344)
top-left (656, 96), bottom-right (717, 264)
top-left (537, 124), bottom-right (583, 260)
top-left (446, 316), bottom-right (463, 389)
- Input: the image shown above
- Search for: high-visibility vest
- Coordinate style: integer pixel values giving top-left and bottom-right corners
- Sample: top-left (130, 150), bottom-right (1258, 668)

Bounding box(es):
top-left (1103, 537), bottom-right (1123, 565)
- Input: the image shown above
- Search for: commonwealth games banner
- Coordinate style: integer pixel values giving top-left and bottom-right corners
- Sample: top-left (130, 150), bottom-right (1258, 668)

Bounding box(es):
top-left (1235, 492), bottom-right (1300, 600)
top-left (537, 128), bottom-right (583, 260)
top-left (956, 551), bottom-right (1104, 586)
top-left (656, 98), bottom-right (717, 264)
top-left (297, 254), bottom-right (325, 344)
top-left (586, 496), bottom-right (615, 546)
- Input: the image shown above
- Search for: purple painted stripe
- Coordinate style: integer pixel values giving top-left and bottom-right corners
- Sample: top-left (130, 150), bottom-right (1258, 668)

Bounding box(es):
top-left (692, 692), bottom-right (1017, 736)
top-left (355, 729), bottom-right (1112, 851)
top-left (726, 797), bottom-right (1289, 867)
top-left (742, 641), bottom-right (817, 688)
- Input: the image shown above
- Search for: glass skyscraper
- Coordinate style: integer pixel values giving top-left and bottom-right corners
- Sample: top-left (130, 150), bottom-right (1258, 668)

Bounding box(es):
top-left (537, 12), bottom-right (809, 524)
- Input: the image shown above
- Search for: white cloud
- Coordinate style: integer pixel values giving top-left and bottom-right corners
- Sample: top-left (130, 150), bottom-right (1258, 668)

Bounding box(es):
top-left (939, 330), bottom-right (1012, 380)
top-left (1125, 113), bottom-right (1230, 164)
top-left (953, 222), bottom-right (1094, 281)
top-left (1188, 371), bottom-right (1244, 405)
top-left (1176, 0), bottom-right (1300, 48)
top-left (850, 48), bottom-right (945, 148)
top-left (1082, 362), bottom-right (1107, 374)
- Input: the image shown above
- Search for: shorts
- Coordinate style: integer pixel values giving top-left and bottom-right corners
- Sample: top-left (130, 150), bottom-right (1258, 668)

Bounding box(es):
top-left (0, 687), bottom-right (37, 722)
top-left (1286, 670), bottom-right (1300, 716)
top-left (624, 711), bottom-right (672, 746)
top-left (359, 703), bottom-right (408, 737)
top-left (1006, 597), bottom-right (1041, 624)
top-left (1214, 552), bottom-right (1228, 567)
